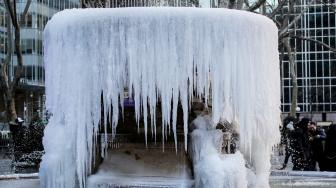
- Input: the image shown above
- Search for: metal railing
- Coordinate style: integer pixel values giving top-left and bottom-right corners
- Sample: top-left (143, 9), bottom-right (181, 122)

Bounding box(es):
top-left (0, 132), bottom-right (13, 158)
top-left (100, 134), bottom-right (130, 149)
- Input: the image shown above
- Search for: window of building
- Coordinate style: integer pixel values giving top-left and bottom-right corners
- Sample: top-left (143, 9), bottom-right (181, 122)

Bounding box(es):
top-left (26, 14), bottom-right (32, 27)
top-left (322, 13), bottom-right (329, 27)
top-left (25, 65), bottom-right (33, 80)
top-left (21, 39), bottom-right (34, 54)
top-left (283, 61), bottom-right (290, 78)
top-left (317, 61), bottom-right (323, 77)
top-left (284, 79), bottom-right (290, 86)
top-left (332, 104), bottom-right (336, 111)
top-left (331, 87), bottom-right (336, 102)
top-left (324, 61), bottom-right (330, 76)
top-left (298, 79), bottom-right (303, 86)
top-left (297, 61), bottom-right (303, 77)
top-left (330, 14), bottom-right (335, 27)
top-left (325, 78), bottom-right (330, 85)
top-left (36, 40), bottom-right (43, 55)
top-left (284, 87), bottom-right (290, 103)
top-left (332, 78), bottom-right (336, 86)
top-left (331, 61), bottom-right (336, 77)
top-left (309, 42), bottom-right (316, 51)
top-left (0, 14), bottom-right (6, 27)
top-left (310, 61), bottom-right (316, 77)
top-left (298, 87), bottom-right (304, 103)
top-left (331, 29), bottom-right (335, 36)
top-left (317, 78), bottom-right (323, 85)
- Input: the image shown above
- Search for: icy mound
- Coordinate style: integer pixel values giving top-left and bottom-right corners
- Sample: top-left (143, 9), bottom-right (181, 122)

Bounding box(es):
top-left (189, 115), bottom-right (248, 188)
top-left (41, 8), bottom-right (280, 188)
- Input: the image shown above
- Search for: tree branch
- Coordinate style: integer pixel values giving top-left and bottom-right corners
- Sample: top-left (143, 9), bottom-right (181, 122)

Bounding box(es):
top-left (5, 0), bottom-right (28, 95)
top-left (291, 35), bottom-right (336, 52)
top-left (4, 0), bottom-right (17, 29)
top-left (268, 0), bottom-right (287, 18)
top-left (1, 1), bottom-right (13, 92)
top-left (244, 0), bottom-right (250, 7)
top-left (248, 0), bottom-right (266, 11)
top-left (20, 0), bottom-right (32, 26)
top-left (279, 0), bottom-right (315, 37)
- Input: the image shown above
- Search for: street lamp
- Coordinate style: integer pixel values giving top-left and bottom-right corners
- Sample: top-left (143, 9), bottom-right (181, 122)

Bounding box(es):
top-left (296, 106), bottom-right (301, 119)
top-left (296, 106), bottom-right (301, 112)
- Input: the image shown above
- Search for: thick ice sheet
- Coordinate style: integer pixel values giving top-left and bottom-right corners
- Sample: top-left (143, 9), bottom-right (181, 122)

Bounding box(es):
top-left (40, 7), bottom-right (280, 188)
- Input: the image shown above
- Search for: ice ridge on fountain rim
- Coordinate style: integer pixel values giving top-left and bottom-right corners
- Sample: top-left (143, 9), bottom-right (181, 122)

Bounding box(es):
top-left (40, 7), bottom-right (281, 188)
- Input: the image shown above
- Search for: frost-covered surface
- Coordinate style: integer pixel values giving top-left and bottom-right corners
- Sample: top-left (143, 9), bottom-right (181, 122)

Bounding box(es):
top-left (189, 115), bottom-right (248, 188)
top-left (41, 7), bottom-right (280, 188)
top-left (0, 179), bottom-right (40, 188)
top-left (87, 143), bottom-right (193, 188)
top-left (1, 175), bottom-right (336, 188)
top-left (270, 177), bottom-right (336, 188)
top-left (271, 170), bottom-right (336, 178)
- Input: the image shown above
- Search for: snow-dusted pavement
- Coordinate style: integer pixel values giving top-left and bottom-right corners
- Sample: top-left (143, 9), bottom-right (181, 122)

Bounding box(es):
top-left (0, 179), bottom-right (39, 188)
top-left (1, 171), bottom-right (336, 188)
top-left (0, 159), bottom-right (13, 175)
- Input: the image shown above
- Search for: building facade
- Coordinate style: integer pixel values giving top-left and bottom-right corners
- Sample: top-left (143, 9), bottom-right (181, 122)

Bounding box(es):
top-left (280, 1), bottom-right (336, 122)
top-left (0, 0), bottom-right (79, 123)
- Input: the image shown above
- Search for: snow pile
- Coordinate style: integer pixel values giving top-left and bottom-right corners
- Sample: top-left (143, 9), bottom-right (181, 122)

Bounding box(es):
top-left (41, 8), bottom-right (280, 188)
top-left (189, 115), bottom-right (248, 188)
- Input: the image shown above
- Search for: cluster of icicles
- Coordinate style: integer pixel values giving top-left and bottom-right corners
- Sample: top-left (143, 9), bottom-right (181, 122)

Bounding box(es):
top-left (40, 8), bottom-right (281, 188)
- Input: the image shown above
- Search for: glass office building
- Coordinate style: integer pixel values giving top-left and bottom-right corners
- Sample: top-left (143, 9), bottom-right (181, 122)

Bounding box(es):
top-left (280, 1), bottom-right (336, 121)
top-left (0, 0), bottom-right (79, 123)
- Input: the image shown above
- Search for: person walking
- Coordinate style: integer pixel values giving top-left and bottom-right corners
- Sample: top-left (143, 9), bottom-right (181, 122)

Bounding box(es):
top-left (279, 116), bottom-right (297, 170)
top-left (291, 118), bottom-right (312, 171)
top-left (308, 121), bottom-right (326, 171)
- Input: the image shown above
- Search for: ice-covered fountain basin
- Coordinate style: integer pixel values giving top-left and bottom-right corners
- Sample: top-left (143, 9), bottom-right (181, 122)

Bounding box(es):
top-left (41, 7), bottom-right (280, 188)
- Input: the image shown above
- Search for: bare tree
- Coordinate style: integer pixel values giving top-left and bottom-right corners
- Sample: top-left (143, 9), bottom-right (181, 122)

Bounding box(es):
top-left (242, 0), bottom-right (335, 116)
top-left (0, 0), bottom-right (32, 123)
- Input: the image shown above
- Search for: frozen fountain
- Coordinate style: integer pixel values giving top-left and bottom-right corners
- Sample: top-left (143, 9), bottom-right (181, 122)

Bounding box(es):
top-left (40, 7), bottom-right (281, 188)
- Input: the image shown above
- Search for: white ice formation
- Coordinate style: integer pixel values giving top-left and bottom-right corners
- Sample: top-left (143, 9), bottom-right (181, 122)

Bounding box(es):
top-left (40, 7), bottom-right (281, 188)
top-left (189, 115), bottom-right (248, 188)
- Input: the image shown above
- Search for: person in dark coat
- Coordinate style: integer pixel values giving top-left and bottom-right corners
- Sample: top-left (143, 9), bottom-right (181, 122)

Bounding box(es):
top-left (279, 116), bottom-right (297, 170)
top-left (290, 118), bottom-right (312, 171)
top-left (9, 117), bottom-right (27, 161)
top-left (324, 124), bottom-right (336, 171)
top-left (308, 122), bottom-right (326, 171)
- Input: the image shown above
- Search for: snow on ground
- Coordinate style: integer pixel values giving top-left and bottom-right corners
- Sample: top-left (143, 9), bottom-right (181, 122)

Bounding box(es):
top-left (87, 143), bottom-right (193, 188)
top-left (1, 175), bottom-right (336, 188)
top-left (270, 177), bottom-right (336, 188)
top-left (271, 148), bottom-right (293, 171)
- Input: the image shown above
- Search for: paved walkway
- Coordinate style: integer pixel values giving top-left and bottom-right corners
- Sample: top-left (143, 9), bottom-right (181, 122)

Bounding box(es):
top-left (0, 179), bottom-right (39, 188)
top-left (0, 171), bottom-right (336, 188)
